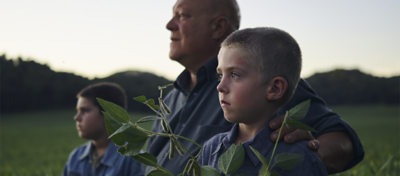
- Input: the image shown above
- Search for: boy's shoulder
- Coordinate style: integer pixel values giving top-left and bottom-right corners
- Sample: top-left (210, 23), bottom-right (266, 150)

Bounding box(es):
top-left (203, 131), bottom-right (230, 149)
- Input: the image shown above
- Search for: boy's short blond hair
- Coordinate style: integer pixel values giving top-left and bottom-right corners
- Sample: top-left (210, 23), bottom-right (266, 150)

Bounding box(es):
top-left (221, 27), bottom-right (302, 105)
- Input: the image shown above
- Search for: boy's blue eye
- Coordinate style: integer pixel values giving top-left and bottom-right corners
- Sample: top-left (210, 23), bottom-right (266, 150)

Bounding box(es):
top-left (232, 73), bottom-right (239, 79)
top-left (216, 73), bottom-right (222, 81)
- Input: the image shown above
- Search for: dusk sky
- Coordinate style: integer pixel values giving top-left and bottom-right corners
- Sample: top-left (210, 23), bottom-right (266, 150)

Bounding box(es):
top-left (1, 0), bottom-right (399, 80)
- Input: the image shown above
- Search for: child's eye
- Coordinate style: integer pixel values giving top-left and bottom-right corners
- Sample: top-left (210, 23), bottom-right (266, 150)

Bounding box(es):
top-left (231, 72), bottom-right (239, 79)
top-left (216, 73), bottom-right (222, 81)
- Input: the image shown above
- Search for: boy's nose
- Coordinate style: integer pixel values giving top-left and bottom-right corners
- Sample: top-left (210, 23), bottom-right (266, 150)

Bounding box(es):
top-left (217, 81), bottom-right (227, 93)
top-left (74, 113), bottom-right (81, 121)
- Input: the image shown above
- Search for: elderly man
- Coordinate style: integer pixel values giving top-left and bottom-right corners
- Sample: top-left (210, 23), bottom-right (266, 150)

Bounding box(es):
top-left (144, 0), bottom-right (364, 175)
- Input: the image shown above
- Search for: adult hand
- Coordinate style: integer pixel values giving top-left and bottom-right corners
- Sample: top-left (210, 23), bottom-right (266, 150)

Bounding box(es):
top-left (269, 114), bottom-right (320, 151)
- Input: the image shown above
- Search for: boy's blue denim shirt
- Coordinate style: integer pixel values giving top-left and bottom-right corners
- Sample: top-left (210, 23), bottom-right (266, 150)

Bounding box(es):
top-left (198, 123), bottom-right (328, 176)
top-left (63, 141), bottom-right (143, 176)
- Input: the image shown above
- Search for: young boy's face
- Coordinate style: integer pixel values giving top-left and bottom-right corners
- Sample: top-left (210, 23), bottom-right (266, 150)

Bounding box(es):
top-left (74, 97), bottom-right (107, 140)
top-left (216, 47), bottom-right (270, 124)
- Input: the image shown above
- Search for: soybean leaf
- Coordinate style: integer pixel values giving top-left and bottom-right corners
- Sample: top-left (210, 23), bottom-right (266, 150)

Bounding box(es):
top-left (147, 99), bottom-right (160, 110)
top-left (200, 166), bottom-right (221, 176)
top-left (147, 170), bottom-right (171, 176)
top-left (270, 171), bottom-right (281, 176)
top-left (286, 119), bottom-right (317, 132)
top-left (97, 98), bottom-right (130, 123)
top-left (258, 165), bottom-right (268, 176)
top-left (249, 146), bottom-right (269, 168)
top-left (123, 140), bottom-right (147, 156)
top-left (133, 95), bottom-right (147, 103)
top-left (103, 112), bottom-right (122, 129)
top-left (118, 146), bottom-right (127, 155)
top-left (136, 116), bottom-right (162, 124)
top-left (275, 153), bottom-right (303, 170)
top-left (131, 153), bottom-right (158, 167)
top-left (287, 99), bottom-right (310, 120)
top-left (108, 123), bottom-right (132, 139)
top-left (234, 174), bottom-right (253, 176)
top-left (120, 127), bottom-right (148, 156)
top-left (218, 143), bottom-right (245, 175)
top-left (104, 119), bottom-right (124, 146)
top-left (159, 98), bottom-right (171, 114)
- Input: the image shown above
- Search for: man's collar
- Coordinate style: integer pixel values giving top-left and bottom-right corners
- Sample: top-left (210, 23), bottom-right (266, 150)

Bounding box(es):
top-left (174, 56), bottom-right (219, 95)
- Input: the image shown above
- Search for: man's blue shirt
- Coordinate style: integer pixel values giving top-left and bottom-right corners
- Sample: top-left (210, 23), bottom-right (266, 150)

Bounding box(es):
top-left (63, 141), bottom-right (143, 176)
top-left (198, 123), bottom-right (328, 176)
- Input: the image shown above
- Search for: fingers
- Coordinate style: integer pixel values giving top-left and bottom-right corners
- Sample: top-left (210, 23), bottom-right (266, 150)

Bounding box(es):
top-left (269, 114), bottom-right (285, 130)
top-left (307, 139), bottom-right (320, 151)
top-left (284, 129), bottom-right (315, 143)
top-left (270, 123), bottom-right (296, 142)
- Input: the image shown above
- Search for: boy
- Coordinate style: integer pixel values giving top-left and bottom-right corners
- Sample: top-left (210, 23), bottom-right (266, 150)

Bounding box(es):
top-left (63, 82), bottom-right (143, 176)
top-left (198, 27), bottom-right (327, 175)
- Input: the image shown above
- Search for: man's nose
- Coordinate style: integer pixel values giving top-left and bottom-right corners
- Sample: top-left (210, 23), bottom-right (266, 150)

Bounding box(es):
top-left (166, 17), bottom-right (177, 31)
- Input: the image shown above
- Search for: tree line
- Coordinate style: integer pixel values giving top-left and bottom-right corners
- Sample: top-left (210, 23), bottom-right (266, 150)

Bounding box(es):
top-left (1, 55), bottom-right (398, 113)
top-left (1, 55), bottom-right (172, 113)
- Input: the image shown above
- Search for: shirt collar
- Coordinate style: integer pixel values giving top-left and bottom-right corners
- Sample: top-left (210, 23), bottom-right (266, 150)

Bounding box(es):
top-left (79, 141), bottom-right (93, 161)
top-left (78, 141), bottom-right (119, 167)
top-left (212, 122), bottom-right (275, 167)
top-left (174, 56), bottom-right (219, 95)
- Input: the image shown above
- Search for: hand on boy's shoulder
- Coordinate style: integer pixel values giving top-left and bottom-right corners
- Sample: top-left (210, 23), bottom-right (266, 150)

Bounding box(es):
top-left (269, 114), bottom-right (320, 151)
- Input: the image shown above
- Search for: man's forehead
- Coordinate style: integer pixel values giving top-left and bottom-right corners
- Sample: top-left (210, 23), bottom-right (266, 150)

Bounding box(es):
top-left (173, 0), bottom-right (212, 11)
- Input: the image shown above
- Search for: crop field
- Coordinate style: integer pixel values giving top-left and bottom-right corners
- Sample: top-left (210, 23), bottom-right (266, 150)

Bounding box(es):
top-left (1, 105), bottom-right (399, 176)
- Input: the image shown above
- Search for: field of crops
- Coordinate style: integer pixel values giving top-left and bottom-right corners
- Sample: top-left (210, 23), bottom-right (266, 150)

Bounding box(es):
top-left (1, 105), bottom-right (399, 175)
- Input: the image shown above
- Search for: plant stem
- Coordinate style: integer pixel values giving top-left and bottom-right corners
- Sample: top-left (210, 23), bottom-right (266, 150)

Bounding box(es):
top-left (266, 112), bottom-right (288, 174)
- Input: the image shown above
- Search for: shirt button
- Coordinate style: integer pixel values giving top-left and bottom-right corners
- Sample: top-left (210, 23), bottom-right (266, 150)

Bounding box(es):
top-left (181, 123), bottom-right (185, 128)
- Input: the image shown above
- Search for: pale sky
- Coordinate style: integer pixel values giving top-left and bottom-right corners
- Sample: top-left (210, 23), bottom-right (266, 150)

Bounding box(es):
top-left (1, 0), bottom-right (399, 80)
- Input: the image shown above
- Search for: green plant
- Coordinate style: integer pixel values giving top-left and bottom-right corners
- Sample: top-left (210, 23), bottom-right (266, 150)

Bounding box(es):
top-left (97, 84), bottom-right (316, 176)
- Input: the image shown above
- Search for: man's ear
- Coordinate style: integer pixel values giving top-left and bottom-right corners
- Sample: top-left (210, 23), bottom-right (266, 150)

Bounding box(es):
top-left (211, 17), bottom-right (229, 40)
top-left (267, 77), bottom-right (288, 101)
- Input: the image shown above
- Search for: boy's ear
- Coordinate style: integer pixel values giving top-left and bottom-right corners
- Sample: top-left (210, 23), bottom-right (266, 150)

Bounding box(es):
top-left (266, 77), bottom-right (287, 101)
top-left (211, 17), bottom-right (229, 40)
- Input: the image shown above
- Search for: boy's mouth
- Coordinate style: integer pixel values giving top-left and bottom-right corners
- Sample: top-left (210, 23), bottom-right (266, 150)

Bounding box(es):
top-left (220, 100), bottom-right (230, 106)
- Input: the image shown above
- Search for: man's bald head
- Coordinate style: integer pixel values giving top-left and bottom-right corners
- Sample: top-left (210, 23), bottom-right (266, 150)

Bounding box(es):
top-left (206, 0), bottom-right (241, 33)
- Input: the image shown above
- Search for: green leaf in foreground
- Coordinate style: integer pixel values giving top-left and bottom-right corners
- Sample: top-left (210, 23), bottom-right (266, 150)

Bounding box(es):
top-left (120, 127), bottom-right (148, 156)
top-left (200, 166), bottom-right (221, 176)
top-left (249, 146), bottom-right (269, 168)
top-left (104, 119), bottom-right (124, 146)
top-left (147, 99), bottom-right (160, 110)
top-left (274, 153), bottom-right (303, 170)
top-left (218, 143), bottom-right (245, 175)
top-left (285, 119), bottom-right (317, 132)
top-left (287, 99), bottom-right (310, 120)
top-left (258, 165), bottom-right (268, 176)
top-left (270, 171), bottom-right (281, 176)
top-left (108, 123), bottom-right (132, 139)
top-left (136, 116), bottom-right (162, 124)
top-left (133, 95), bottom-right (147, 103)
top-left (97, 98), bottom-right (130, 123)
top-left (147, 170), bottom-right (171, 176)
top-left (131, 153), bottom-right (158, 167)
